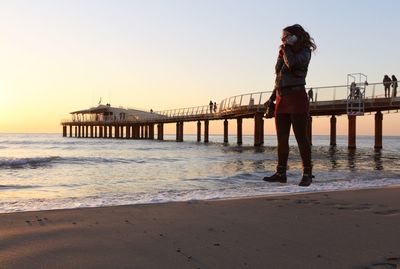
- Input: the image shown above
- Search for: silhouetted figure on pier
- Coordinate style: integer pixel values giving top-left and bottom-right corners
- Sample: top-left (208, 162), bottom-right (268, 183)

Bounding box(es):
top-left (308, 88), bottom-right (313, 102)
top-left (213, 102), bottom-right (217, 113)
top-left (383, 75), bottom-right (392, 98)
top-left (209, 101), bottom-right (213, 113)
top-left (392, 75), bottom-right (398, 97)
top-left (263, 24), bottom-right (316, 187)
top-left (350, 82), bottom-right (356, 99)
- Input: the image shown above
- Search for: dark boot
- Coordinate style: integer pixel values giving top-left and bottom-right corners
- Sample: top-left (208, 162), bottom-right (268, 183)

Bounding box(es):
top-left (263, 166), bottom-right (287, 183)
top-left (299, 167), bottom-right (313, 187)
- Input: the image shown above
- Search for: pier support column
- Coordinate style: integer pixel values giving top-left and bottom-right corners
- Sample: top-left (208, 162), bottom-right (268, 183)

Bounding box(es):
top-left (144, 125), bottom-right (149, 139)
top-left (308, 116), bottom-right (313, 146)
top-left (176, 122), bottom-right (183, 142)
top-left (140, 125), bottom-right (144, 139)
top-left (149, 124), bottom-right (154, 140)
top-left (78, 126), bottom-right (81, 138)
top-left (180, 122), bottom-right (184, 142)
top-left (104, 126), bottom-right (108, 138)
top-left (330, 115), bottom-right (337, 146)
top-left (126, 125), bottom-right (131, 139)
top-left (204, 120), bottom-right (209, 143)
top-left (109, 126), bottom-right (113, 138)
top-left (90, 126), bottom-right (94, 138)
top-left (223, 119), bottom-right (229, 143)
top-left (85, 126), bottom-right (89, 138)
top-left (176, 122), bottom-right (180, 141)
top-left (157, 123), bottom-right (164, 140)
top-left (69, 125), bottom-right (73, 137)
top-left (348, 115), bottom-right (356, 149)
top-left (254, 113), bottom-right (264, 146)
top-left (99, 126), bottom-right (103, 138)
top-left (94, 126), bottom-right (98, 138)
top-left (375, 111), bottom-right (383, 149)
top-left (75, 126), bottom-right (77, 137)
top-left (62, 126), bottom-right (67, 137)
top-left (237, 118), bottom-right (243, 145)
top-left (197, 121), bottom-right (201, 142)
top-left (115, 126), bottom-right (120, 138)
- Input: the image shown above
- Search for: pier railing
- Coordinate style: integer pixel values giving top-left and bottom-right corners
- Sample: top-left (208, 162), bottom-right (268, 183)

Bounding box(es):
top-left (62, 80), bottom-right (398, 124)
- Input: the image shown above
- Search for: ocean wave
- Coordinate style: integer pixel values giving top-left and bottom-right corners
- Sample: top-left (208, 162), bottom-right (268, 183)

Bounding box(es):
top-left (0, 156), bottom-right (61, 169)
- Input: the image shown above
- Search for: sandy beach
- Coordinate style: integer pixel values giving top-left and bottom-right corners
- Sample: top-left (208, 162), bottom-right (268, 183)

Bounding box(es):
top-left (0, 187), bottom-right (399, 269)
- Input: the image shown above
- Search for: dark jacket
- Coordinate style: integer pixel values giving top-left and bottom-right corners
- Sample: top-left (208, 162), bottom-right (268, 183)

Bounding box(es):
top-left (274, 46), bottom-right (311, 96)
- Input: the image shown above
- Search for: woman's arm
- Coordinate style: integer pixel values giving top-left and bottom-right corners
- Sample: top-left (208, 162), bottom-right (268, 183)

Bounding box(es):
top-left (282, 46), bottom-right (311, 70)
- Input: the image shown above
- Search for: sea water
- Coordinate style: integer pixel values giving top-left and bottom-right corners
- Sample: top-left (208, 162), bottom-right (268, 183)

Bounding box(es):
top-left (0, 133), bottom-right (399, 213)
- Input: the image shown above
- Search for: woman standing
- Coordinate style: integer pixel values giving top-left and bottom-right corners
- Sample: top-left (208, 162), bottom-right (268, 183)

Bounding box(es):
top-left (263, 24), bottom-right (317, 187)
top-left (392, 75), bottom-right (398, 97)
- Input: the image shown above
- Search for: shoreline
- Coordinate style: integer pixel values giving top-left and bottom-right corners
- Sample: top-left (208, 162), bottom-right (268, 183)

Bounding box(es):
top-left (0, 186), bottom-right (399, 268)
top-left (2, 183), bottom-right (400, 215)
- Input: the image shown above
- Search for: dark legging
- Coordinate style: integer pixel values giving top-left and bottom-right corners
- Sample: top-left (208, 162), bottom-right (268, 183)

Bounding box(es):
top-left (275, 113), bottom-right (311, 169)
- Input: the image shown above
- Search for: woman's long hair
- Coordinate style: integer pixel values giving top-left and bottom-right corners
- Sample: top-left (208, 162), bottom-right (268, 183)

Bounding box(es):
top-left (284, 24), bottom-right (317, 52)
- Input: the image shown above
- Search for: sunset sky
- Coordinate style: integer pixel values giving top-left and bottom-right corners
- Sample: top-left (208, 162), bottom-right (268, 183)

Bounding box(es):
top-left (1, 0), bottom-right (399, 135)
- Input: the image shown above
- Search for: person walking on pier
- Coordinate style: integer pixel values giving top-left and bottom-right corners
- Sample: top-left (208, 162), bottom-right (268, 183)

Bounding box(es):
top-left (392, 75), bottom-right (398, 97)
top-left (383, 75), bottom-right (392, 98)
top-left (209, 100), bottom-right (213, 113)
top-left (263, 24), bottom-right (316, 187)
top-left (307, 88), bottom-right (314, 102)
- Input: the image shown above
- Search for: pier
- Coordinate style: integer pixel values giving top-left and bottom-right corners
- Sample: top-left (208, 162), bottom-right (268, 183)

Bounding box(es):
top-left (61, 81), bottom-right (400, 149)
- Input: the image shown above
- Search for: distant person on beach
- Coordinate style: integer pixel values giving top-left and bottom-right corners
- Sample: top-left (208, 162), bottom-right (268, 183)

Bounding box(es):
top-left (263, 24), bottom-right (316, 187)
top-left (308, 88), bottom-right (313, 102)
top-left (209, 100), bottom-right (213, 113)
top-left (213, 102), bottom-right (217, 113)
top-left (383, 75), bottom-right (392, 98)
top-left (392, 75), bottom-right (398, 97)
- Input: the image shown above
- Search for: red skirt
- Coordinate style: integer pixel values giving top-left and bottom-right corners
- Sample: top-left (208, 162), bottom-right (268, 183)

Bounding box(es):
top-left (275, 89), bottom-right (309, 114)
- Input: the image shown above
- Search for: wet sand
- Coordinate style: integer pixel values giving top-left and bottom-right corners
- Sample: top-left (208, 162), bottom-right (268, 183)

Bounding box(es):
top-left (0, 186), bottom-right (399, 269)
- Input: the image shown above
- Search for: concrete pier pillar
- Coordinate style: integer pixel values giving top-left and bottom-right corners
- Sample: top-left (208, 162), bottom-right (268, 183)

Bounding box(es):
top-left (149, 124), bottom-right (154, 140)
top-left (223, 119), bottom-right (229, 143)
top-left (62, 126), bottom-right (67, 137)
top-left (85, 126), bottom-right (89, 138)
top-left (69, 125), bottom-right (73, 137)
top-left (176, 122), bottom-right (180, 141)
top-left (99, 126), bottom-right (103, 138)
top-left (94, 126), bottom-right (97, 138)
top-left (375, 111), bottom-right (383, 149)
top-left (75, 126), bottom-right (78, 137)
top-left (133, 125), bottom-right (138, 139)
top-left (115, 125), bottom-right (120, 138)
top-left (330, 115), bottom-right (337, 146)
top-left (157, 123), bottom-right (164, 140)
top-left (348, 115), bottom-right (357, 149)
top-left (109, 125), bottom-right (113, 138)
top-left (144, 125), bottom-right (148, 139)
top-left (176, 122), bottom-right (183, 142)
top-left (126, 125), bottom-right (131, 139)
top-left (140, 125), bottom-right (144, 139)
top-left (204, 120), bottom-right (209, 143)
top-left (78, 126), bottom-right (81, 138)
top-left (197, 121), bottom-right (201, 142)
top-left (103, 126), bottom-right (107, 138)
top-left (254, 113), bottom-right (264, 146)
top-left (90, 126), bottom-right (94, 138)
top-left (237, 118), bottom-right (243, 145)
top-left (180, 122), bottom-right (184, 142)
top-left (308, 116), bottom-right (313, 146)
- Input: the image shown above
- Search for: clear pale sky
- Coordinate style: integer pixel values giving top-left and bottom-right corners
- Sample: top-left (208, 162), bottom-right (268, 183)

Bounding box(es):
top-left (1, 0), bottom-right (399, 135)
